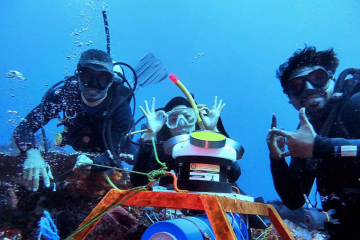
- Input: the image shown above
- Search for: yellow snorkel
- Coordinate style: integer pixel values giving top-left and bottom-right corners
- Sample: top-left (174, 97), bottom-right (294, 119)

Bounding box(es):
top-left (169, 74), bottom-right (205, 130)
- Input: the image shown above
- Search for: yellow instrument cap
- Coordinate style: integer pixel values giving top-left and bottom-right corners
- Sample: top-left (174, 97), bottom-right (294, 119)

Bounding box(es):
top-left (190, 131), bottom-right (226, 148)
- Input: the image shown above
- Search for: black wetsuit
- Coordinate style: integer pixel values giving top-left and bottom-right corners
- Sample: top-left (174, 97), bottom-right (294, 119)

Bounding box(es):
top-left (271, 90), bottom-right (360, 238)
top-left (131, 139), bottom-right (241, 187)
top-left (13, 76), bottom-right (134, 166)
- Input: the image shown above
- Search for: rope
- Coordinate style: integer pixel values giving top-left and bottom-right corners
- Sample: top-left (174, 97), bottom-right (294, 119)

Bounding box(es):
top-left (64, 137), bottom-right (192, 239)
top-left (64, 136), bottom-right (176, 239)
top-left (88, 163), bottom-right (148, 176)
top-left (152, 137), bottom-right (166, 167)
top-left (104, 172), bottom-right (119, 190)
top-left (166, 171), bottom-right (188, 193)
top-left (87, 137), bottom-right (170, 190)
top-left (148, 168), bottom-right (168, 182)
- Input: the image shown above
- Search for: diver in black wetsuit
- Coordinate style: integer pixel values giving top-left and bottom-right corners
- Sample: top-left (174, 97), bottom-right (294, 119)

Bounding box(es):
top-left (267, 45), bottom-right (360, 239)
top-left (13, 49), bottom-right (134, 192)
top-left (130, 96), bottom-right (241, 188)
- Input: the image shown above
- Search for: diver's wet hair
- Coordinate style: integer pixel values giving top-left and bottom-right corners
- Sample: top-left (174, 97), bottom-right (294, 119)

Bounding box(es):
top-left (276, 45), bottom-right (339, 90)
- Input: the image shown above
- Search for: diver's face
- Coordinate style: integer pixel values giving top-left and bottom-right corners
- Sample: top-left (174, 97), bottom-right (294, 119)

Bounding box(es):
top-left (168, 105), bottom-right (196, 136)
top-left (78, 67), bottom-right (113, 102)
top-left (287, 66), bottom-right (335, 119)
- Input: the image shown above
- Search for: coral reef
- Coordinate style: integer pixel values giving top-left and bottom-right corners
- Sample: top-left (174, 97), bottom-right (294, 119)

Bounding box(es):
top-left (0, 152), bottom-right (149, 240)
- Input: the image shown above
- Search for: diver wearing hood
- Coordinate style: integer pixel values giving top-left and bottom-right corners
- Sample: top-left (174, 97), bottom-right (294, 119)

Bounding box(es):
top-left (130, 96), bottom-right (241, 188)
top-left (13, 49), bottom-right (135, 192)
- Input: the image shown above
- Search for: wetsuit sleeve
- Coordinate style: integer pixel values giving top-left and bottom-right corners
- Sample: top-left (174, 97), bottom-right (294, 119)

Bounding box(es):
top-left (313, 92), bottom-right (360, 159)
top-left (13, 87), bottom-right (63, 152)
top-left (270, 156), bottom-right (314, 210)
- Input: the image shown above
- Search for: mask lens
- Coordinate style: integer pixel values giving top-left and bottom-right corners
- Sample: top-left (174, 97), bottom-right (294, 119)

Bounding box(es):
top-left (79, 68), bottom-right (113, 90)
top-left (287, 69), bottom-right (329, 94)
top-left (79, 70), bottom-right (92, 84)
top-left (166, 108), bottom-right (197, 129)
top-left (307, 69), bottom-right (329, 85)
top-left (97, 73), bottom-right (113, 88)
top-left (287, 77), bottom-right (305, 94)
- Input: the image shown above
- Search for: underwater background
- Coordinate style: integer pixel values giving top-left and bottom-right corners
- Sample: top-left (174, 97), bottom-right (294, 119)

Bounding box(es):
top-left (1, 0), bottom-right (360, 204)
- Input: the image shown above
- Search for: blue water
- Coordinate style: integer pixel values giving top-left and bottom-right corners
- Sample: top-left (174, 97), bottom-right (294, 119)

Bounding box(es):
top-left (1, 0), bottom-right (359, 203)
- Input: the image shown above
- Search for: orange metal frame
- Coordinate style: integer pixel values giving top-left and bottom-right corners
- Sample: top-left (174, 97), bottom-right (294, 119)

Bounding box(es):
top-left (72, 189), bottom-right (295, 240)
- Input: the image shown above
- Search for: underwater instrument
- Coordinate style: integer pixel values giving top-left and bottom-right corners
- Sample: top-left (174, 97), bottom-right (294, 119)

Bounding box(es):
top-left (67, 131), bottom-right (292, 240)
top-left (141, 212), bottom-right (248, 240)
top-left (169, 74), bottom-right (205, 130)
top-left (163, 131), bottom-right (244, 193)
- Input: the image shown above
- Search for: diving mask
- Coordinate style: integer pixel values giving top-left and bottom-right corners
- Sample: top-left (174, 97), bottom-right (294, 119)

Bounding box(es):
top-left (286, 68), bottom-right (330, 94)
top-left (166, 107), bottom-right (197, 129)
top-left (79, 67), bottom-right (113, 90)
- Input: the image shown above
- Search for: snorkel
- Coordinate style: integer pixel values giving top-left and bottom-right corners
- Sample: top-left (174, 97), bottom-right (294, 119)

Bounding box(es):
top-left (169, 74), bottom-right (206, 130)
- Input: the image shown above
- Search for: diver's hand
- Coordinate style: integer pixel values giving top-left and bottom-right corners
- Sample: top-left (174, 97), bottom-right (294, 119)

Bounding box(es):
top-left (269, 108), bottom-right (316, 159)
top-left (73, 155), bottom-right (93, 171)
top-left (200, 96), bottom-right (225, 131)
top-left (266, 114), bottom-right (286, 160)
top-left (139, 98), bottom-right (167, 140)
top-left (23, 148), bottom-right (53, 191)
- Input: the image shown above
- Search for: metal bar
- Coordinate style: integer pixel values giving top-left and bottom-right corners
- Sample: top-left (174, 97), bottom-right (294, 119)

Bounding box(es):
top-left (72, 189), bottom-right (294, 240)
top-left (199, 195), bottom-right (237, 240)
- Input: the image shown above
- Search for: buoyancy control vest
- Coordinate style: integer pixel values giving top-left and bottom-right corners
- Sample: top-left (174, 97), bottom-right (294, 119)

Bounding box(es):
top-left (55, 75), bottom-right (133, 166)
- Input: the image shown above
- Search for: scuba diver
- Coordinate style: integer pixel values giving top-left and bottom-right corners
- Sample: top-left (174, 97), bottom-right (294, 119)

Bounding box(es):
top-left (267, 45), bottom-right (360, 239)
top-left (130, 96), bottom-right (241, 187)
top-left (13, 49), bottom-right (136, 192)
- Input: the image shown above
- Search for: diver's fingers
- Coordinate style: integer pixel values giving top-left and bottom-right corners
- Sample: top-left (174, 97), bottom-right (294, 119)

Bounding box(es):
top-left (217, 99), bottom-right (223, 110)
top-left (268, 128), bottom-right (290, 138)
top-left (299, 108), bottom-right (311, 128)
top-left (41, 166), bottom-right (51, 188)
top-left (151, 97), bottom-right (156, 112)
top-left (271, 114), bottom-right (277, 129)
top-left (203, 107), bottom-right (211, 115)
top-left (139, 106), bottom-right (147, 116)
top-left (156, 110), bottom-right (165, 118)
top-left (27, 168), bottom-right (34, 181)
top-left (199, 110), bottom-right (204, 120)
top-left (281, 152), bottom-right (291, 158)
top-left (33, 167), bottom-right (40, 191)
top-left (213, 96), bottom-right (218, 109)
top-left (46, 163), bottom-right (54, 180)
top-left (161, 114), bottom-right (168, 126)
top-left (144, 100), bottom-right (150, 113)
top-left (267, 130), bottom-right (276, 144)
top-left (219, 103), bottom-right (226, 113)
